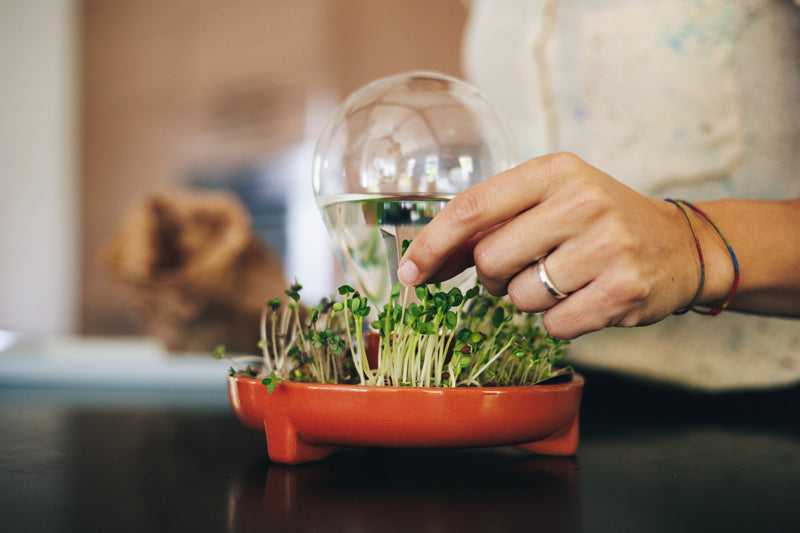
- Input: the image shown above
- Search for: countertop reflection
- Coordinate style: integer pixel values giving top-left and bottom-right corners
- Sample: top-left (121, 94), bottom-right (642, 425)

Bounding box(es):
top-left (229, 450), bottom-right (579, 533)
top-left (2, 369), bottom-right (799, 533)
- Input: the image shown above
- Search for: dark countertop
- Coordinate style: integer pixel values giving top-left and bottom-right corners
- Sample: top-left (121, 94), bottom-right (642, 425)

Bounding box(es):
top-left (2, 368), bottom-right (799, 533)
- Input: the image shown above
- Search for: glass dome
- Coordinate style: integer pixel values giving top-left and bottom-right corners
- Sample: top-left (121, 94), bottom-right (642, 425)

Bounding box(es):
top-left (312, 71), bottom-right (517, 307)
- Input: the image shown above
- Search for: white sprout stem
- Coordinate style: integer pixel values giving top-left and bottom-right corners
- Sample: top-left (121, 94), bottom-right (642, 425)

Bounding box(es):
top-left (433, 315), bottom-right (445, 387)
top-left (270, 311), bottom-right (280, 373)
top-left (374, 337), bottom-right (389, 386)
top-left (396, 323), bottom-right (413, 383)
top-left (421, 333), bottom-right (438, 387)
top-left (464, 336), bottom-right (515, 386)
top-left (354, 315), bottom-right (371, 385)
top-left (341, 295), bottom-right (364, 384)
top-left (259, 304), bottom-right (275, 375)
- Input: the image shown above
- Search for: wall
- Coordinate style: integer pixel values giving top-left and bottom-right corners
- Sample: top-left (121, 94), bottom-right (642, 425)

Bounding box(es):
top-left (79, 0), bottom-right (468, 334)
top-left (0, 0), bottom-right (78, 335)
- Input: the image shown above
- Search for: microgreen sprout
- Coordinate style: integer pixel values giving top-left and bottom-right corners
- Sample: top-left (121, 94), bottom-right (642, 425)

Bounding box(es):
top-left (361, 282), bottom-right (570, 388)
top-left (213, 344), bottom-right (258, 378)
top-left (253, 282), bottom-right (356, 388)
top-left (223, 277), bottom-right (570, 392)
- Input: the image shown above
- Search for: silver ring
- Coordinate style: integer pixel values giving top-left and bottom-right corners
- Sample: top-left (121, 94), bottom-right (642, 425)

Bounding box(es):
top-left (537, 259), bottom-right (568, 300)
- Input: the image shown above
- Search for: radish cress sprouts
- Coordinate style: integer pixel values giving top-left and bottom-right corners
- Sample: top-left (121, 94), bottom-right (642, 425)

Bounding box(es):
top-left (217, 279), bottom-right (570, 390)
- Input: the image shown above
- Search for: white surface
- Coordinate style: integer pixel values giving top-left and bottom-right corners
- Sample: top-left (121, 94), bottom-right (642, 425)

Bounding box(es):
top-left (0, 0), bottom-right (79, 334)
top-left (0, 334), bottom-right (253, 405)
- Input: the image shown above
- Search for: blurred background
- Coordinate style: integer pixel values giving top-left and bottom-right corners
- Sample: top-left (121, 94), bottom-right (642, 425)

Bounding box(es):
top-left (2, 0), bottom-right (799, 394)
top-left (0, 0), bottom-right (468, 342)
top-left (2, 7), bottom-right (799, 530)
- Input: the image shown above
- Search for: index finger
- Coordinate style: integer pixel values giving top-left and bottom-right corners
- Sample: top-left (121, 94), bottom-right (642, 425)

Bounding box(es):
top-left (397, 155), bottom-right (556, 286)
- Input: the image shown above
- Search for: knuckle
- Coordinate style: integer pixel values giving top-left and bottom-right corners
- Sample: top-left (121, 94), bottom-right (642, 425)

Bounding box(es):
top-left (540, 312), bottom-right (578, 340)
top-left (607, 265), bottom-right (651, 307)
top-left (543, 308), bottom-right (602, 340)
top-left (617, 309), bottom-right (646, 328)
top-left (542, 151), bottom-right (584, 175)
top-left (508, 285), bottom-right (544, 313)
top-left (404, 232), bottom-right (436, 264)
top-left (507, 284), bottom-right (537, 313)
top-left (472, 241), bottom-right (505, 280)
top-left (588, 213), bottom-right (640, 261)
top-left (625, 282), bottom-right (651, 306)
top-left (476, 270), bottom-right (508, 296)
top-left (413, 233), bottom-right (439, 257)
top-left (568, 182), bottom-right (614, 220)
top-left (597, 227), bottom-right (634, 260)
top-left (445, 188), bottom-right (488, 229)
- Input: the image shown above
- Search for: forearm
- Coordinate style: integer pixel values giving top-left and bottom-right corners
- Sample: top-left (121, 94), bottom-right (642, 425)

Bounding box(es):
top-left (693, 199), bottom-right (800, 316)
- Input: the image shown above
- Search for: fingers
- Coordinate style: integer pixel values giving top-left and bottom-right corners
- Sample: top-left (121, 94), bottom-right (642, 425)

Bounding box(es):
top-left (539, 284), bottom-right (617, 340)
top-left (424, 237), bottom-right (478, 284)
top-left (509, 259), bottom-right (641, 340)
top-left (506, 259), bottom-right (570, 314)
top-left (538, 268), bottom-right (651, 340)
top-left (395, 151), bottom-right (698, 340)
top-left (425, 225), bottom-right (504, 284)
top-left (397, 155), bottom-right (561, 286)
top-left (520, 209), bottom-right (692, 339)
top-left (504, 235), bottom-right (598, 319)
top-left (469, 189), bottom-right (585, 294)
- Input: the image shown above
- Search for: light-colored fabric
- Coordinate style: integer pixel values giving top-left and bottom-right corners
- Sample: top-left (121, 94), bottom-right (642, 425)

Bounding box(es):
top-left (462, 0), bottom-right (800, 390)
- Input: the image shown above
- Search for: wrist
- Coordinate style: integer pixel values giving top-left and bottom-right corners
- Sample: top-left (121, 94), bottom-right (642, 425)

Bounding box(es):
top-left (664, 199), bottom-right (738, 315)
top-left (692, 204), bottom-right (737, 308)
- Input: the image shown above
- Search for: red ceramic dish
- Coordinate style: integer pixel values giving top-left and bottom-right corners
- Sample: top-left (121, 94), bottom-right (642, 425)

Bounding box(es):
top-left (229, 373), bottom-right (584, 465)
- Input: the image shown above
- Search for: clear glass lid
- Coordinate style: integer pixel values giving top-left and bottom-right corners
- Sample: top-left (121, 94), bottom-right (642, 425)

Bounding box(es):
top-left (312, 71), bottom-right (517, 307)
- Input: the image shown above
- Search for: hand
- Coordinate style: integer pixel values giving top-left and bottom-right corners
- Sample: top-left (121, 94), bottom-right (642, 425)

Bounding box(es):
top-left (397, 152), bottom-right (705, 339)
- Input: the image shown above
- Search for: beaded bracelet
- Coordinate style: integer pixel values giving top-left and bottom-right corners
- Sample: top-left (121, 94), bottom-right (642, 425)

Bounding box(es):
top-left (666, 199), bottom-right (705, 314)
top-left (673, 199), bottom-right (740, 315)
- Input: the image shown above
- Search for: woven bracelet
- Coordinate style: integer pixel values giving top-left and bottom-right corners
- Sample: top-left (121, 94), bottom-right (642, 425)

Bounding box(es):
top-left (673, 199), bottom-right (740, 315)
top-left (665, 199), bottom-right (705, 314)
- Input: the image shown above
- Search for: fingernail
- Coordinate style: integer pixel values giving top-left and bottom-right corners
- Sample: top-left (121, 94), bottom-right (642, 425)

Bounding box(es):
top-left (397, 259), bottom-right (420, 286)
